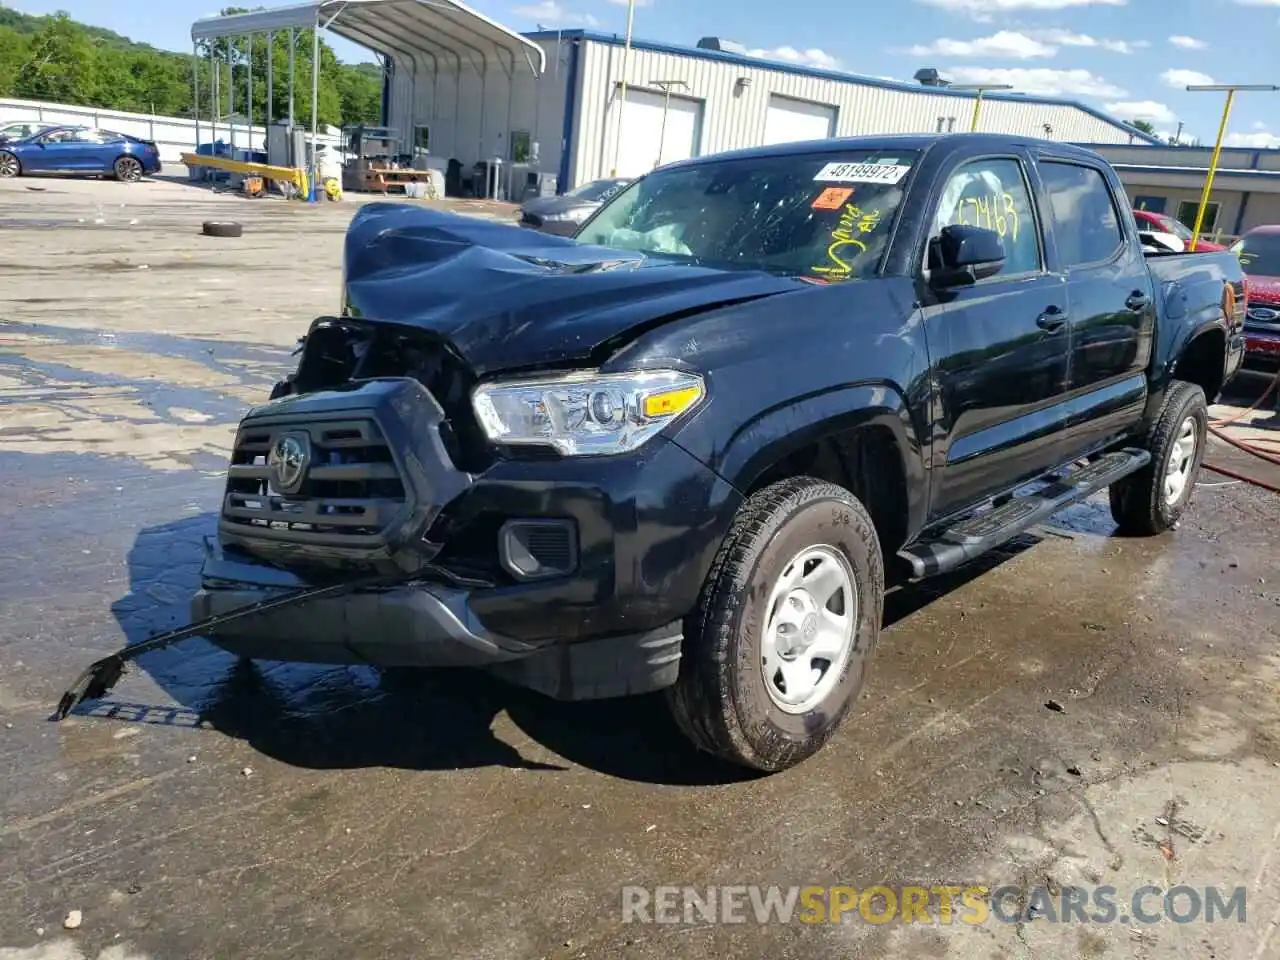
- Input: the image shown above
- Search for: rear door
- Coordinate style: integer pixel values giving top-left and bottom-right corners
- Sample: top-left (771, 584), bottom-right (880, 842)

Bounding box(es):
top-left (1032, 156), bottom-right (1154, 457)
top-left (919, 151), bottom-right (1072, 520)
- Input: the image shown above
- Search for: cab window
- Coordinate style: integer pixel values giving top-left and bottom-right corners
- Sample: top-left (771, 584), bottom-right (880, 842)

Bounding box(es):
top-left (928, 157), bottom-right (1040, 277)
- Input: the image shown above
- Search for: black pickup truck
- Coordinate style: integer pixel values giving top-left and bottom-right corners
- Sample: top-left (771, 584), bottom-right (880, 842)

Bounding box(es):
top-left (194, 133), bottom-right (1246, 772)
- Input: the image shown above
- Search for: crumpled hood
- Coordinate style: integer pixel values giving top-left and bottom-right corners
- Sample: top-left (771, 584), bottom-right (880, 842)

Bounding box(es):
top-left (1246, 274), bottom-right (1280, 305)
top-left (340, 202), bottom-right (802, 374)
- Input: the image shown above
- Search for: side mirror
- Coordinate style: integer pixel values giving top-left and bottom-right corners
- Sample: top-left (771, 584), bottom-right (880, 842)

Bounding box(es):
top-left (929, 224), bottom-right (1006, 287)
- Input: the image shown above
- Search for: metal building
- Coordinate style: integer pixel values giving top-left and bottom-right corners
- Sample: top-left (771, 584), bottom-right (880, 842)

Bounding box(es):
top-left (191, 0), bottom-right (1160, 199)
top-left (1090, 142), bottom-right (1280, 243)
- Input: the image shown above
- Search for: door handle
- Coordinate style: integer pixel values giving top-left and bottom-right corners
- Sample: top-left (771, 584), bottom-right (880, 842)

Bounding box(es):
top-left (1036, 306), bottom-right (1068, 333)
top-left (1125, 292), bottom-right (1152, 312)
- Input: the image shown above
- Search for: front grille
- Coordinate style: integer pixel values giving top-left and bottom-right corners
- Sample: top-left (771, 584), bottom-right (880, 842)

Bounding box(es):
top-left (1246, 301), bottom-right (1280, 331)
top-left (223, 419), bottom-right (406, 542)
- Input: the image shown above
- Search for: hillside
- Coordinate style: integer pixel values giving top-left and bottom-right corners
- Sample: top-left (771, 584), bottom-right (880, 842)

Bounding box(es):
top-left (0, 5), bottom-right (381, 127)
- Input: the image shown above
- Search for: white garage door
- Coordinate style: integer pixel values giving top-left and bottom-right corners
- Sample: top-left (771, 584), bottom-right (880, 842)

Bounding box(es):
top-left (614, 88), bottom-right (702, 178)
top-left (763, 95), bottom-right (837, 145)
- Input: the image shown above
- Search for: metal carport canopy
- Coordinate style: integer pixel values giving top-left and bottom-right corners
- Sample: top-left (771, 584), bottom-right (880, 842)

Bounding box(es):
top-left (190, 0), bottom-right (546, 78)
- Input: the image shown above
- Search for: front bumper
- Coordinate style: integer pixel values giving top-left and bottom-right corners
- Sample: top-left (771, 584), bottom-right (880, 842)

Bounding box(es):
top-left (197, 377), bottom-right (742, 695)
top-left (194, 537), bottom-right (536, 667)
top-left (194, 537), bottom-right (689, 699)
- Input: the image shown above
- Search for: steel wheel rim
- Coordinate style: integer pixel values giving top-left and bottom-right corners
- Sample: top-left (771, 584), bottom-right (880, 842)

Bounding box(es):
top-left (1164, 415), bottom-right (1197, 505)
top-left (0, 154), bottom-right (16, 177)
top-left (760, 544), bottom-right (858, 715)
top-left (118, 158), bottom-right (141, 182)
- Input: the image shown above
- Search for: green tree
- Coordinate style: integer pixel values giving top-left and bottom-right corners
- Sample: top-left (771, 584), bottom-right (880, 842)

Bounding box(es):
top-left (13, 12), bottom-right (96, 103)
top-left (1129, 118), bottom-right (1157, 135)
top-left (0, 5), bottom-right (379, 127)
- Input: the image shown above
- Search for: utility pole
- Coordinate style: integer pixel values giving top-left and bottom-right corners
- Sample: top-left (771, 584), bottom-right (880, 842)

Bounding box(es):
top-left (610, 0), bottom-right (636, 177)
top-left (650, 79), bottom-right (689, 169)
top-left (948, 83), bottom-right (1014, 132)
top-left (1185, 83), bottom-right (1279, 250)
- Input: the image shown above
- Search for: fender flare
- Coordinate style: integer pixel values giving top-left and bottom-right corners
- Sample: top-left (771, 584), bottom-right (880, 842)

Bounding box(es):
top-left (711, 380), bottom-right (929, 535)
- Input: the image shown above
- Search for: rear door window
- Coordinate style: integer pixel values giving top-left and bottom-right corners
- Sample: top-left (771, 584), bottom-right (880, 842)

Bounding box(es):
top-left (1038, 161), bottom-right (1126, 267)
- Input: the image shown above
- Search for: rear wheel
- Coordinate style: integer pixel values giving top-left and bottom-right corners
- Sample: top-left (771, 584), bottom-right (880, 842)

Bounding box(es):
top-left (666, 477), bottom-right (882, 772)
top-left (1109, 380), bottom-right (1208, 535)
top-left (114, 156), bottom-right (143, 183)
top-left (0, 151), bottom-right (19, 178)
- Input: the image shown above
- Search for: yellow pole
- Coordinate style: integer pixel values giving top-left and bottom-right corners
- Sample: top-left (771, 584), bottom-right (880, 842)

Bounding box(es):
top-left (970, 90), bottom-right (983, 132)
top-left (1189, 88), bottom-right (1235, 252)
top-left (610, 0), bottom-right (636, 177)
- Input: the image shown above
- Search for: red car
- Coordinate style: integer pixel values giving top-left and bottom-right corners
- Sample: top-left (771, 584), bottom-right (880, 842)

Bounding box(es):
top-left (1230, 225), bottom-right (1280, 372)
top-left (1132, 209), bottom-right (1227, 252)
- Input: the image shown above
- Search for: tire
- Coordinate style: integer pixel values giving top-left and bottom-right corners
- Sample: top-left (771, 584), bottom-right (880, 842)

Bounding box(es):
top-left (0, 151), bottom-right (19, 178)
top-left (666, 477), bottom-right (883, 773)
top-left (202, 220), bottom-right (243, 238)
top-left (114, 156), bottom-right (143, 183)
top-left (1109, 380), bottom-right (1208, 535)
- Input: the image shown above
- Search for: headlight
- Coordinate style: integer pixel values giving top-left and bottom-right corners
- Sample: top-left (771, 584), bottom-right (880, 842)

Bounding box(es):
top-left (472, 369), bottom-right (706, 456)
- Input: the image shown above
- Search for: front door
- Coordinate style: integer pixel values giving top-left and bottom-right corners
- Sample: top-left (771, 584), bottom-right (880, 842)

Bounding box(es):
top-left (920, 154), bottom-right (1072, 520)
top-left (1034, 157), bottom-right (1154, 456)
top-left (28, 129), bottom-right (81, 172)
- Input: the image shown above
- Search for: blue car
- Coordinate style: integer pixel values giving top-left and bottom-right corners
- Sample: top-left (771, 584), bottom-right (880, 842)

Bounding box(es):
top-left (0, 125), bottom-right (162, 183)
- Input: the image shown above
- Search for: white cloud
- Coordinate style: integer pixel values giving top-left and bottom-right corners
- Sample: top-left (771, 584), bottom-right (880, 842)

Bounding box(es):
top-left (1255, 120), bottom-right (1269, 129)
top-left (917, 0), bottom-right (1125, 17)
top-left (907, 31), bottom-right (1056, 58)
top-left (1225, 130), bottom-right (1280, 147)
top-left (1234, 0), bottom-right (1280, 5)
top-left (511, 1), bottom-right (600, 24)
top-left (1168, 35), bottom-right (1207, 49)
top-left (1104, 99), bottom-right (1178, 124)
top-left (943, 66), bottom-right (1127, 97)
top-left (747, 46), bottom-right (842, 69)
top-left (606, 0), bottom-right (653, 5)
top-left (1030, 29), bottom-right (1144, 53)
top-left (1161, 68), bottom-right (1215, 88)
top-left (907, 29), bottom-right (1144, 59)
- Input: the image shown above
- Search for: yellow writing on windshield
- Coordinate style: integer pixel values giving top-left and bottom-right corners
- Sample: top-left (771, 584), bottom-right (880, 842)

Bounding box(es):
top-left (811, 202), bottom-right (882, 280)
top-left (956, 193), bottom-right (1021, 243)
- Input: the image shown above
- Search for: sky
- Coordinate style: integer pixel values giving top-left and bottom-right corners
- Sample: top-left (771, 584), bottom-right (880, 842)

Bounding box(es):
top-left (8, 0), bottom-right (1280, 147)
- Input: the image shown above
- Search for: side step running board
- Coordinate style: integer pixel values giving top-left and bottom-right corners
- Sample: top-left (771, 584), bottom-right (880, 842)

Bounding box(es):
top-left (898, 447), bottom-right (1150, 580)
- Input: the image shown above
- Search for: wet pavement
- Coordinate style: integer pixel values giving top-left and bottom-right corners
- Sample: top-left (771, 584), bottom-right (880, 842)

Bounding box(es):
top-left (2, 175), bottom-right (1280, 960)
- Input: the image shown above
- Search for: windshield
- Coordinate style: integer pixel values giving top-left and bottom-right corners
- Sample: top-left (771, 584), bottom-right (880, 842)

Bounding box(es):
top-left (575, 150), bottom-right (919, 281)
top-left (567, 179), bottom-right (629, 202)
top-left (1154, 214), bottom-right (1193, 242)
top-left (1231, 232), bottom-right (1280, 276)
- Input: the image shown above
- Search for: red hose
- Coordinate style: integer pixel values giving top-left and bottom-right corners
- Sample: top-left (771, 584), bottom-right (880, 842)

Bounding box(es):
top-left (1211, 367), bottom-right (1279, 427)
top-left (1202, 461), bottom-right (1280, 495)
top-left (1207, 425), bottom-right (1280, 467)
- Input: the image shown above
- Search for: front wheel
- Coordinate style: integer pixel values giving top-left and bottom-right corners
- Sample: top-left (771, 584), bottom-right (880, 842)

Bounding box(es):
top-left (0, 151), bottom-right (19, 178)
top-left (114, 156), bottom-right (143, 183)
top-left (666, 477), bottom-right (883, 773)
top-left (1109, 380), bottom-right (1208, 535)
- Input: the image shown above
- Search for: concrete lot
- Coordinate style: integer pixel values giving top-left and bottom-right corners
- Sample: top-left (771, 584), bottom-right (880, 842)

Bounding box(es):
top-left (1, 173), bottom-right (1280, 960)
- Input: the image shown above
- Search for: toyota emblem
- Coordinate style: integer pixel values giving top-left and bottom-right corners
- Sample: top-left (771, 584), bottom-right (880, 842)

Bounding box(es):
top-left (268, 432), bottom-right (310, 495)
top-left (1248, 306), bottom-right (1279, 322)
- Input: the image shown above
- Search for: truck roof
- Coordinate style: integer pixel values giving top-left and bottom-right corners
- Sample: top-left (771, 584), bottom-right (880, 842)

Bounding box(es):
top-left (662, 132), bottom-right (1107, 170)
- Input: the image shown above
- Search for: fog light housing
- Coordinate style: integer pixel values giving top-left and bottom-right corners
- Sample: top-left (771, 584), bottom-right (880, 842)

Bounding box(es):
top-left (499, 519), bottom-right (578, 581)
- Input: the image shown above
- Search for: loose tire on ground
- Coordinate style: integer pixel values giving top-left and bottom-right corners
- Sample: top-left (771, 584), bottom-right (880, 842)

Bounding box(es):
top-left (202, 221), bottom-right (243, 238)
top-left (0, 151), bottom-right (19, 178)
top-left (666, 476), bottom-right (883, 773)
top-left (1109, 380), bottom-right (1208, 535)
